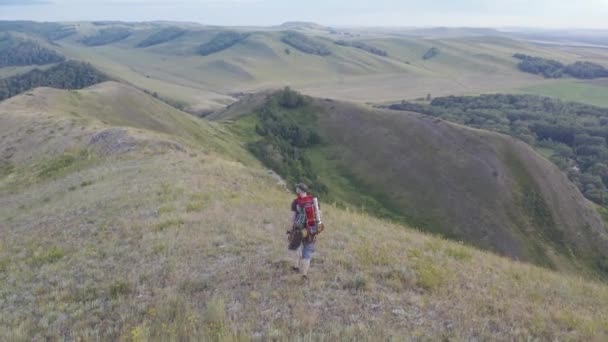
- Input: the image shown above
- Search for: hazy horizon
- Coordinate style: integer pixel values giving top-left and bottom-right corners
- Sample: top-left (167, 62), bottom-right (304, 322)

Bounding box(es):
top-left (1, 0), bottom-right (608, 30)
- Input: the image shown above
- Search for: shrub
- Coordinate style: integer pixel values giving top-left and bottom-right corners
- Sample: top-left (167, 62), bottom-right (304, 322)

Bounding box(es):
top-left (109, 280), bottom-right (131, 298)
top-left (414, 258), bottom-right (446, 291)
top-left (422, 47), bottom-right (439, 60)
top-left (345, 273), bottom-right (371, 291)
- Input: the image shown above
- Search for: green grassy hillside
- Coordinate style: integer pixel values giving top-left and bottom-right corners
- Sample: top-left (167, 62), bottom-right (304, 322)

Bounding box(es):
top-left (2, 83), bottom-right (608, 340)
top-left (217, 92), bottom-right (608, 277)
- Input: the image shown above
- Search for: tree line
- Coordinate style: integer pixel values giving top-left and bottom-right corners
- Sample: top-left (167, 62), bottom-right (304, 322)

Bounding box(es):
top-left (198, 31), bottom-right (249, 56)
top-left (80, 28), bottom-right (132, 46)
top-left (0, 60), bottom-right (108, 101)
top-left (514, 54), bottom-right (608, 79)
top-left (281, 31), bottom-right (331, 56)
top-left (334, 40), bottom-right (388, 57)
top-left (136, 27), bottom-right (186, 48)
top-left (388, 94), bottom-right (608, 205)
top-left (0, 36), bottom-right (65, 67)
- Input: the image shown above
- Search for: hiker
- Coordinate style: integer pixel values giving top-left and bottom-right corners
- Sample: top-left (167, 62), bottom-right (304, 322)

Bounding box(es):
top-left (287, 183), bottom-right (324, 279)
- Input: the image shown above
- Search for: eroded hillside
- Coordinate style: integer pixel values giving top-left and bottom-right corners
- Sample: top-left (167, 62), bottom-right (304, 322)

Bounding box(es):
top-left (217, 92), bottom-right (608, 276)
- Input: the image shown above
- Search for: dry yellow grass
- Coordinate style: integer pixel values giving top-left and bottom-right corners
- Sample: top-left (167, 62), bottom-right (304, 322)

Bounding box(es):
top-left (2, 85), bottom-right (608, 341)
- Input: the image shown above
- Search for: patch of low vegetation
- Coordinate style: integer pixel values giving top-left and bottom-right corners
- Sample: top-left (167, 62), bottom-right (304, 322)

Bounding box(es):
top-left (0, 35), bottom-right (65, 67)
top-left (136, 27), bottom-right (186, 48)
top-left (513, 53), bottom-right (608, 79)
top-left (0, 159), bottom-right (14, 177)
top-left (422, 47), bottom-right (440, 60)
top-left (198, 31), bottom-right (249, 56)
top-left (281, 31), bottom-right (331, 56)
top-left (80, 27), bottom-right (132, 46)
top-left (334, 40), bottom-right (388, 56)
top-left (413, 257), bottom-right (448, 291)
top-left (0, 60), bottom-right (108, 101)
top-left (388, 94), bottom-right (608, 206)
top-left (345, 273), bottom-right (371, 291)
top-left (109, 280), bottom-right (131, 299)
top-left (445, 244), bottom-right (473, 261)
top-left (29, 246), bottom-right (64, 266)
top-left (37, 149), bottom-right (94, 180)
top-left (154, 217), bottom-right (185, 231)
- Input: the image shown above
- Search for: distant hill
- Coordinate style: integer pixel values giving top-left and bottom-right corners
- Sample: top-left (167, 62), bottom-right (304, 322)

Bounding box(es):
top-left (217, 91), bottom-right (608, 276)
top-left (6, 21), bottom-right (603, 110)
top-left (2, 82), bottom-right (608, 340)
top-left (278, 21), bottom-right (328, 30)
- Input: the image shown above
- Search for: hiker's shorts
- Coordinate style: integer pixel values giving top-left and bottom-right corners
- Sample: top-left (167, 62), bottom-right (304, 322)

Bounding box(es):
top-left (302, 241), bottom-right (315, 260)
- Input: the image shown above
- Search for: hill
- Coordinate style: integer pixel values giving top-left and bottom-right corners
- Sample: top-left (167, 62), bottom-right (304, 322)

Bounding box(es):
top-left (216, 91), bottom-right (608, 276)
top-left (2, 83), bottom-right (608, 340)
top-left (2, 82), bottom-right (608, 340)
top-left (17, 21), bottom-right (605, 111)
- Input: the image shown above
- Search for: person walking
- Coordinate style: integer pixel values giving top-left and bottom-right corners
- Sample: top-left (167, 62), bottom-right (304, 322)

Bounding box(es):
top-left (287, 183), bottom-right (324, 279)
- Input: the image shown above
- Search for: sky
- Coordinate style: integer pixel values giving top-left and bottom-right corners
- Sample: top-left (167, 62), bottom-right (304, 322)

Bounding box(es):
top-left (1, 0), bottom-right (608, 29)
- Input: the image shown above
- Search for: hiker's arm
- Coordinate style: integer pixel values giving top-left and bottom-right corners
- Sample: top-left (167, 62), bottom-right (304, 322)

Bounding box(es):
top-left (288, 200), bottom-right (297, 231)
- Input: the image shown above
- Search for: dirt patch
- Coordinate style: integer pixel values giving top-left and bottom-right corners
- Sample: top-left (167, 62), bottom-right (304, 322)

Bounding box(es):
top-left (88, 128), bottom-right (137, 155)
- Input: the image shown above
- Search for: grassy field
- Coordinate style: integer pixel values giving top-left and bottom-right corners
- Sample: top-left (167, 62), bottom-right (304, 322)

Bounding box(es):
top-left (518, 79), bottom-right (608, 107)
top-left (2, 83), bottom-right (608, 340)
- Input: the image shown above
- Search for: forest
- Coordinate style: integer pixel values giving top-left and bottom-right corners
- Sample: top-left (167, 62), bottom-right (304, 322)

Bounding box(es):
top-left (514, 54), bottom-right (608, 79)
top-left (0, 36), bottom-right (65, 67)
top-left (0, 61), bottom-right (107, 101)
top-left (388, 94), bottom-right (608, 205)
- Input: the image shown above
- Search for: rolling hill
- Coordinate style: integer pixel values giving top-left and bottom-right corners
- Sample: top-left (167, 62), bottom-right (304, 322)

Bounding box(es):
top-left (216, 92), bottom-right (608, 276)
top-left (5, 21), bottom-right (599, 111)
top-left (2, 82), bottom-right (608, 340)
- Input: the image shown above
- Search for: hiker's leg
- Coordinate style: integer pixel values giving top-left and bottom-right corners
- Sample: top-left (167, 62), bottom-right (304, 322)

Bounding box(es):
top-left (291, 244), bottom-right (302, 269)
top-left (301, 242), bottom-right (315, 276)
top-left (288, 230), bottom-right (302, 270)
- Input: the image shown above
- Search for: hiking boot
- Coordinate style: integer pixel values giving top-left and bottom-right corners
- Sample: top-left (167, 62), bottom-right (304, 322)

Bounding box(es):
top-left (302, 274), bottom-right (308, 281)
top-left (291, 266), bottom-right (300, 273)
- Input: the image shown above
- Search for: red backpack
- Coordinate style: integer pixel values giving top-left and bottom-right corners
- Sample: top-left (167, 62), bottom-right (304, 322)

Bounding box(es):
top-left (295, 195), bottom-right (324, 239)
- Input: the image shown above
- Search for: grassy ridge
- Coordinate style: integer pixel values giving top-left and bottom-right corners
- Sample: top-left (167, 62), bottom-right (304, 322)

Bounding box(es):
top-left (2, 84), bottom-right (608, 340)
top-left (518, 79), bottom-right (608, 107)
